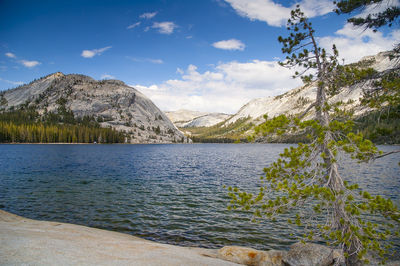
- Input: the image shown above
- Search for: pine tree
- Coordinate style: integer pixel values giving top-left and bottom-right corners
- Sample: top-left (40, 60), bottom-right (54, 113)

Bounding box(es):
top-left (227, 6), bottom-right (400, 265)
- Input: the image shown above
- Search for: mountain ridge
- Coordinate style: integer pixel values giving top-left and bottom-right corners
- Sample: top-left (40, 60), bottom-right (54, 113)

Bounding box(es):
top-left (165, 109), bottom-right (231, 128)
top-left (0, 73), bottom-right (188, 143)
top-left (223, 50), bottom-right (397, 126)
top-left (178, 50), bottom-right (399, 142)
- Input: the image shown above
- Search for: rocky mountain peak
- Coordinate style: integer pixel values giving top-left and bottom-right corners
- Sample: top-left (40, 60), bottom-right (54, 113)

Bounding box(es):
top-left (1, 73), bottom-right (189, 143)
top-left (49, 72), bottom-right (65, 78)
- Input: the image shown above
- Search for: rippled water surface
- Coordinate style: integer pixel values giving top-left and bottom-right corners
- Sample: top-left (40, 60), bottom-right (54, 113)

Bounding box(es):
top-left (0, 144), bottom-right (399, 251)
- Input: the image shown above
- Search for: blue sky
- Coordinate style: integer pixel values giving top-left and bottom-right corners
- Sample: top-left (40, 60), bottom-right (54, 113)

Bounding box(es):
top-left (1, 0), bottom-right (399, 113)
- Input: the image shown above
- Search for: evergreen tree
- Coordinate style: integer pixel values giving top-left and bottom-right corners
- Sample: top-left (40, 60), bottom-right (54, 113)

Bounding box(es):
top-left (227, 6), bottom-right (399, 265)
top-left (0, 108), bottom-right (126, 144)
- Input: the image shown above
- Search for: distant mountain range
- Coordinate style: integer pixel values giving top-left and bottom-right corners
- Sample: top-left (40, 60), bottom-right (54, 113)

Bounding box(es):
top-left (0, 50), bottom-right (397, 143)
top-left (0, 73), bottom-right (188, 143)
top-left (165, 109), bottom-right (231, 128)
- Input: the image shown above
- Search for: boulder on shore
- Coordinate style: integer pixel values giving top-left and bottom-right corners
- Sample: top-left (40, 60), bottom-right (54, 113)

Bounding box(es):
top-left (218, 246), bottom-right (285, 266)
top-left (282, 242), bottom-right (343, 266)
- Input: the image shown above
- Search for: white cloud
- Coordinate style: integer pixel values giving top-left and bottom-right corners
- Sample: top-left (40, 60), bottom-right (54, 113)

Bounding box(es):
top-left (133, 60), bottom-right (301, 113)
top-left (100, 74), bottom-right (115, 79)
top-left (127, 22), bottom-right (141, 29)
top-left (224, 0), bottom-right (334, 27)
top-left (212, 39), bottom-right (246, 51)
top-left (319, 24), bottom-right (400, 63)
top-left (135, 84), bottom-right (160, 91)
top-left (4, 52), bottom-right (41, 68)
top-left (0, 77), bottom-right (24, 86)
top-left (81, 50), bottom-right (96, 58)
top-left (20, 60), bottom-right (40, 68)
top-left (148, 59), bottom-right (164, 64)
top-left (140, 12), bottom-right (157, 19)
top-left (299, 0), bottom-right (335, 17)
top-left (81, 46), bottom-right (112, 58)
top-left (5, 52), bottom-right (16, 58)
top-left (127, 57), bottom-right (164, 64)
top-left (152, 22), bottom-right (177, 34)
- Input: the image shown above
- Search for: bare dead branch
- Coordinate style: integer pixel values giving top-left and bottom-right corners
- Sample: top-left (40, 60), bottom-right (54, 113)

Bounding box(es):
top-left (374, 150), bottom-right (400, 159)
top-left (298, 102), bottom-right (316, 120)
top-left (291, 42), bottom-right (313, 53)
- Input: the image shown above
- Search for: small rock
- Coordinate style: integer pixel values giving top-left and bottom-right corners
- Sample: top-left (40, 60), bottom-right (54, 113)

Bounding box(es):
top-left (218, 246), bottom-right (284, 266)
top-left (283, 242), bottom-right (336, 266)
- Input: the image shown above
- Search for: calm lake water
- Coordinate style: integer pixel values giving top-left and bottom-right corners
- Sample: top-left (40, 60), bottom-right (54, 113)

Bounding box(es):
top-left (0, 144), bottom-right (399, 251)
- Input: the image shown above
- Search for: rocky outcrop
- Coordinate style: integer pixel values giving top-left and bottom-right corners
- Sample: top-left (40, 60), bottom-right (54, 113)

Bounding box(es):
top-left (0, 210), bottom-right (235, 266)
top-left (0, 73), bottom-right (189, 143)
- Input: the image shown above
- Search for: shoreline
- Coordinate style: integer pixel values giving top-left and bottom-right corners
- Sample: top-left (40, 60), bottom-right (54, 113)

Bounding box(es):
top-left (0, 142), bottom-right (400, 146)
top-left (1, 210), bottom-right (399, 265)
top-left (0, 210), bottom-right (236, 265)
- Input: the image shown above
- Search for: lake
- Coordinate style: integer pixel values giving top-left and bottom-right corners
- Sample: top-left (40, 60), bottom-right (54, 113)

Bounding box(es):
top-left (0, 144), bottom-right (399, 251)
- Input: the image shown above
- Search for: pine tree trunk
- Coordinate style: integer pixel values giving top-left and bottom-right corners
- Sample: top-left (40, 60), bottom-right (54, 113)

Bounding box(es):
top-left (317, 83), bottom-right (361, 265)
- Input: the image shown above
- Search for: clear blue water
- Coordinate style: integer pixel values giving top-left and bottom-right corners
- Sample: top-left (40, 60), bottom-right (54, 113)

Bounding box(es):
top-left (0, 144), bottom-right (399, 251)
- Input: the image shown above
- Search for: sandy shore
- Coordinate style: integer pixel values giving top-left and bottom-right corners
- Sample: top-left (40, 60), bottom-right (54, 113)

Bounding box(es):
top-left (0, 210), bottom-right (238, 265)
